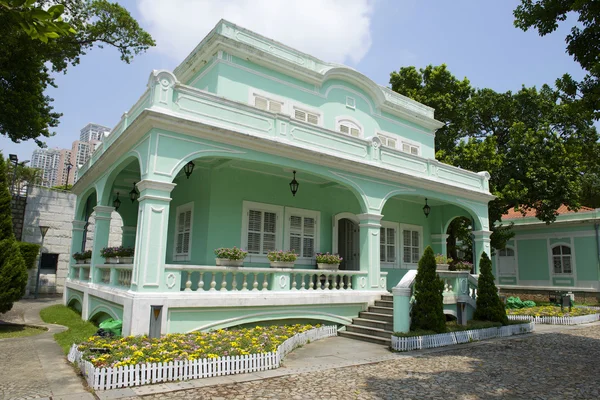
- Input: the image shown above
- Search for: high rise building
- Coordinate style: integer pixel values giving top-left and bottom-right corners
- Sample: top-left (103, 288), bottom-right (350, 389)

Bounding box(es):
top-left (79, 123), bottom-right (111, 143)
top-left (31, 148), bottom-right (61, 187)
top-left (55, 149), bottom-right (73, 188)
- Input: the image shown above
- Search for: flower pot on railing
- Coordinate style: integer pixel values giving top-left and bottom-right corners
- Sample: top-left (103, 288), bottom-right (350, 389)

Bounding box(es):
top-left (267, 250), bottom-right (297, 269)
top-left (317, 263), bottom-right (340, 270)
top-left (100, 247), bottom-right (134, 264)
top-left (216, 258), bottom-right (244, 267)
top-left (214, 247), bottom-right (247, 267)
top-left (434, 254), bottom-right (452, 271)
top-left (76, 259), bottom-right (91, 265)
top-left (436, 263), bottom-right (450, 271)
top-left (106, 257), bottom-right (134, 264)
top-left (73, 250), bottom-right (92, 264)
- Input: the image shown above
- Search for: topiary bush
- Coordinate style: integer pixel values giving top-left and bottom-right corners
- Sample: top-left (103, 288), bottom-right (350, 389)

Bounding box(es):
top-left (18, 242), bottom-right (40, 269)
top-left (473, 252), bottom-right (508, 325)
top-left (411, 246), bottom-right (446, 333)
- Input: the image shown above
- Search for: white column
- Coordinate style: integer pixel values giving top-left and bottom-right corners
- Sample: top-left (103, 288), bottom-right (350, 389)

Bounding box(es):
top-left (472, 230), bottom-right (492, 274)
top-left (357, 213), bottom-right (383, 290)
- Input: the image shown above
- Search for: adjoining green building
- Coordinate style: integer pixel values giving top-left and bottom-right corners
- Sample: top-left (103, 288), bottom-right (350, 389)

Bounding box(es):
top-left (494, 205), bottom-right (600, 302)
top-left (65, 20), bottom-right (493, 336)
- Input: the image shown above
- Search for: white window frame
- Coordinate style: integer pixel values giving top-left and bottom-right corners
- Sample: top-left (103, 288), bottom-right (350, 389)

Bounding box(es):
top-left (380, 221), bottom-right (399, 268)
top-left (241, 201), bottom-right (284, 263)
top-left (173, 202), bottom-right (194, 262)
top-left (377, 133), bottom-right (399, 150)
top-left (497, 245), bottom-right (517, 276)
top-left (292, 104), bottom-right (322, 126)
top-left (247, 88), bottom-right (287, 114)
top-left (550, 243), bottom-right (573, 275)
top-left (284, 207), bottom-right (320, 265)
top-left (336, 116), bottom-right (363, 138)
top-left (400, 223), bottom-right (423, 269)
top-left (346, 96), bottom-right (356, 109)
top-left (400, 139), bottom-right (421, 157)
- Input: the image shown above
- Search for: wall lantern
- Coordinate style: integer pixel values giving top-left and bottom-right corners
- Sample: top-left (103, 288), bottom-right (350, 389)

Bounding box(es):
top-left (289, 170), bottom-right (299, 197)
top-left (184, 161), bottom-right (195, 179)
top-left (423, 198), bottom-right (431, 218)
top-left (113, 192), bottom-right (121, 211)
top-left (129, 182), bottom-right (139, 203)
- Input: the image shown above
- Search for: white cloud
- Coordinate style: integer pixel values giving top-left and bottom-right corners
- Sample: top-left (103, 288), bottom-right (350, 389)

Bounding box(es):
top-left (136, 0), bottom-right (374, 65)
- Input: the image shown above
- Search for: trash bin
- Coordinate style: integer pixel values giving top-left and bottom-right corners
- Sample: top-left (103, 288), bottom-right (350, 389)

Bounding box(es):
top-left (98, 318), bottom-right (123, 337)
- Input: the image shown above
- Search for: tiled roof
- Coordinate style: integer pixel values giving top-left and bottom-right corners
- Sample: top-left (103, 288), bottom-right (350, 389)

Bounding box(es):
top-left (502, 204), bottom-right (595, 221)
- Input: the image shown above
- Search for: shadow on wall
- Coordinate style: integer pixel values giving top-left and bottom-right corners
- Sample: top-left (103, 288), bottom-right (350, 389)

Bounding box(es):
top-left (363, 331), bottom-right (600, 398)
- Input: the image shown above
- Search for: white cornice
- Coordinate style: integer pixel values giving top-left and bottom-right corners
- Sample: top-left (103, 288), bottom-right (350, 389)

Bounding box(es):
top-left (73, 109), bottom-right (494, 205)
top-left (136, 180), bottom-right (177, 193)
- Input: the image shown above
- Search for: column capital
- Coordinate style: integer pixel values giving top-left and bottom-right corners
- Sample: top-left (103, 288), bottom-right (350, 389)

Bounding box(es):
top-left (72, 220), bottom-right (87, 231)
top-left (136, 180), bottom-right (177, 193)
top-left (93, 205), bottom-right (114, 220)
top-left (357, 213), bottom-right (383, 228)
top-left (431, 233), bottom-right (450, 241)
top-left (472, 230), bottom-right (492, 241)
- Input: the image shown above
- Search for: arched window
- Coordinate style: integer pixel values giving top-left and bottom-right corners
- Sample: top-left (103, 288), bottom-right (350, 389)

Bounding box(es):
top-left (552, 245), bottom-right (572, 274)
top-left (337, 118), bottom-right (362, 138)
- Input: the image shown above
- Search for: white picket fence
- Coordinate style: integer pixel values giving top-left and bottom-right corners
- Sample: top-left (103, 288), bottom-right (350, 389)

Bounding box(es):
top-left (68, 325), bottom-right (337, 391)
top-left (507, 313), bottom-right (600, 325)
top-left (390, 322), bottom-right (534, 352)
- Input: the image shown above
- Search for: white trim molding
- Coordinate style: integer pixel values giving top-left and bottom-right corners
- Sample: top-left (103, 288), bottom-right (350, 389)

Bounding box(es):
top-left (136, 180), bottom-right (177, 193)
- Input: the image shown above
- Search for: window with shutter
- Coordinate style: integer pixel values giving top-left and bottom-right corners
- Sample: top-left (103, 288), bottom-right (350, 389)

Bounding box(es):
top-left (401, 224), bottom-right (422, 265)
top-left (378, 134), bottom-right (398, 149)
top-left (293, 108), bottom-right (319, 125)
top-left (242, 202), bottom-right (284, 258)
top-left (380, 222), bottom-right (398, 265)
top-left (552, 245), bottom-right (573, 274)
top-left (285, 207), bottom-right (320, 262)
top-left (401, 142), bottom-right (420, 156)
top-left (253, 94), bottom-right (283, 114)
top-left (337, 119), bottom-right (362, 138)
top-left (173, 202), bottom-right (194, 261)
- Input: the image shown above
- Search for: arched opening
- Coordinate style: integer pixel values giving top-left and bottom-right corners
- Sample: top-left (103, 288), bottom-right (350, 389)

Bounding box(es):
top-left (333, 213), bottom-right (360, 271)
top-left (89, 311), bottom-right (113, 325)
top-left (67, 298), bottom-right (82, 313)
top-left (446, 216), bottom-right (473, 268)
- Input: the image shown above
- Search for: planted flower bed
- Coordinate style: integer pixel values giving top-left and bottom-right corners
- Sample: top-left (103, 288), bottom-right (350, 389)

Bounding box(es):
top-left (68, 324), bottom-right (337, 390)
top-left (507, 305), bottom-right (600, 325)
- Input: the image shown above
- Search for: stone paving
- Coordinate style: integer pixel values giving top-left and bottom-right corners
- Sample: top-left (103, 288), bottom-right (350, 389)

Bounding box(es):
top-left (119, 325), bottom-right (600, 400)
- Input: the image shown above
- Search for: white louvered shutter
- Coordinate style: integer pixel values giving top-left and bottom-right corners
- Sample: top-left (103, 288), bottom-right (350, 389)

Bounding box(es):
top-left (176, 212), bottom-right (185, 254)
top-left (380, 227), bottom-right (386, 262)
top-left (247, 210), bottom-right (262, 254)
top-left (263, 212), bottom-right (277, 253)
top-left (340, 125), bottom-right (350, 134)
top-left (307, 113), bottom-right (318, 125)
top-left (302, 217), bottom-right (315, 257)
top-left (294, 109), bottom-right (307, 121)
top-left (269, 101), bottom-right (282, 113)
top-left (255, 96), bottom-right (268, 110)
top-left (289, 215), bottom-right (302, 255)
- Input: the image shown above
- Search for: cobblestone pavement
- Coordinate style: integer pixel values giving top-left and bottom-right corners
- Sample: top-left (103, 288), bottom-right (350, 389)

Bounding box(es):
top-left (122, 325), bottom-right (600, 400)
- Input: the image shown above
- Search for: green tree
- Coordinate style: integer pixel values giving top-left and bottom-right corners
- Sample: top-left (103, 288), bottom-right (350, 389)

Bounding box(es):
top-left (473, 252), bottom-right (508, 325)
top-left (0, 0), bottom-right (76, 42)
top-left (0, 154), bottom-right (28, 313)
top-left (0, 0), bottom-right (155, 146)
top-left (514, 0), bottom-right (600, 119)
top-left (411, 246), bottom-right (446, 333)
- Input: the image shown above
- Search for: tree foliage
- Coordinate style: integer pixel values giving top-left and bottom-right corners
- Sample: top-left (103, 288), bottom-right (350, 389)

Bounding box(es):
top-left (514, 0), bottom-right (600, 120)
top-left (390, 64), bottom-right (600, 251)
top-left (0, 154), bottom-right (28, 313)
top-left (411, 246), bottom-right (446, 333)
top-left (0, 0), bottom-right (155, 145)
top-left (0, 0), bottom-right (76, 42)
top-left (473, 252), bottom-right (508, 325)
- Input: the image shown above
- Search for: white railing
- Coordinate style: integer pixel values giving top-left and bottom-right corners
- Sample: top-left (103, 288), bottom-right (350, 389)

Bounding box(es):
top-left (507, 313), bottom-right (600, 325)
top-left (68, 325), bottom-right (337, 390)
top-left (390, 322), bottom-right (534, 352)
top-left (94, 264), bottom-right (133, 289)
top-left (166, 265), bottom-right (367, 292)
top-left (118, 269), bottom-right (132, 287)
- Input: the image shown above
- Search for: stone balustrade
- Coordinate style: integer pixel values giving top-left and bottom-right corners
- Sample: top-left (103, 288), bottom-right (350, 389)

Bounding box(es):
top-left (70, 264), bottom-right (132, 288)
top-left (165, 265), bottom-right (369, 292)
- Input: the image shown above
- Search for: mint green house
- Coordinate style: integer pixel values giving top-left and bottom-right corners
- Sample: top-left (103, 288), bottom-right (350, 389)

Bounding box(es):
top-left (494, 206), bottom-right (600, 301)
top-left (65, 20), bottom-right (493, 336)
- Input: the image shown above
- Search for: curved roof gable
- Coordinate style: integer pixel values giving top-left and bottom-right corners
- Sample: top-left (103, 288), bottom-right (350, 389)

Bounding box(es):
top-left (174, 19), bottom-right (443, 131)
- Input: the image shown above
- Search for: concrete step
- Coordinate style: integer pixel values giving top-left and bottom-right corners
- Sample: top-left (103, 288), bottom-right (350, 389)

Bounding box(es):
top-left (374, 300), bottom-right (393, 308)
top-left (358, 311), bottom-right (393, 323)
top-left (381, 294), bottom-right (393, 302)
top-left (346, 324), bottom-right (394, 339)
top-left (368, 306), bottom-right (393, 315)
top-left (352, 317), bottom-right (393, 331)
top-left (338, 330), bottom-right (391, 346)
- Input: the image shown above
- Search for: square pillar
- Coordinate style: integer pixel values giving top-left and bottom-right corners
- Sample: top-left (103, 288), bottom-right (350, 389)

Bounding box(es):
top-left (70, 220), bottom-right (86, 277)
top-left (472, 230), bottom-right (492, 274)
top-left (132, 180), bottom-right (176, 292)
top-left (357, 213), bottom-right (383, 290)
top-left (90, 206), bottom-right (114, 283)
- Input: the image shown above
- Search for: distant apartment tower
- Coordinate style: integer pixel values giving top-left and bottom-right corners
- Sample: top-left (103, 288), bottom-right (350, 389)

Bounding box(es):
top-left (31, 148), bottom-right (61, 187)
top-left (80, 123), bottom-right (111, 143)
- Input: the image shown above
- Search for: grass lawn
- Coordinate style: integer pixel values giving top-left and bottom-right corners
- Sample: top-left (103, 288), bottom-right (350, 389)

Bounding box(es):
top-left (506, 305), bottom-right (598, 317)
top-left (40, 305), bottom-right (98, 353)
top-left (393, 319), bottom-right (524, 337)
top-left (0, 324), bottom-right (46, 339)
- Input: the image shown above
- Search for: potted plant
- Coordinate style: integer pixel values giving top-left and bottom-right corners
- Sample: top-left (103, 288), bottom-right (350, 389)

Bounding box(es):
top-left (454, 260), bottom-right (473, 272)
top-left (435, 254), bottom-right (453, 270)
top-left (316, 253), bottom-right (343, 270)
top-left (214, 247), bottom-right (248, 267)
top-left (267, 250), bottom-right (297, 268)
top-left (73, 250), bottom-right (92, 264)
top-left (101, 246), bottom-right (135, 264)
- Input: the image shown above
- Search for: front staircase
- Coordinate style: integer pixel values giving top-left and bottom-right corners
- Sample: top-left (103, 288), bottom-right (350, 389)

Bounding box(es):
top-left (338, 294), bottom-right (394, 346)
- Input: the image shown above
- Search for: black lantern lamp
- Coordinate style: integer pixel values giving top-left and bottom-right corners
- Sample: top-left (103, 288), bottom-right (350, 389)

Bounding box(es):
top-left (113, 192), bottom-right (121, 211)
top-left (184, 161), bottom-right (195, 179)
top-left (289, 170), bottom-right (299, 197)
top-left (423, 198), bottom-right (431, 218)
top-left (129, 182), bottom-right (139, 203)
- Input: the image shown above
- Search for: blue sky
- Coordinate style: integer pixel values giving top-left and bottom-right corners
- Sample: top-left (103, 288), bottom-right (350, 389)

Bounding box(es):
top-left (1, 0), bottom-right (584, 162)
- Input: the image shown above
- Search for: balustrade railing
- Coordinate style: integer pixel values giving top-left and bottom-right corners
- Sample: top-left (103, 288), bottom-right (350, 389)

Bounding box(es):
top-left (166, 265), bottom-right (368, 293)
top-left (71, 264), bottom-right (132, 289)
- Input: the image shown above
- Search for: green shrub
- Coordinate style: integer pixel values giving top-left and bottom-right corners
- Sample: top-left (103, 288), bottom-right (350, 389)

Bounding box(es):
top-left (411, 246), bottom-right (446, 333)
top-left (474, 252), bottom-right (508, 325)
top-left (18, 242), bottom-right (40, 269)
